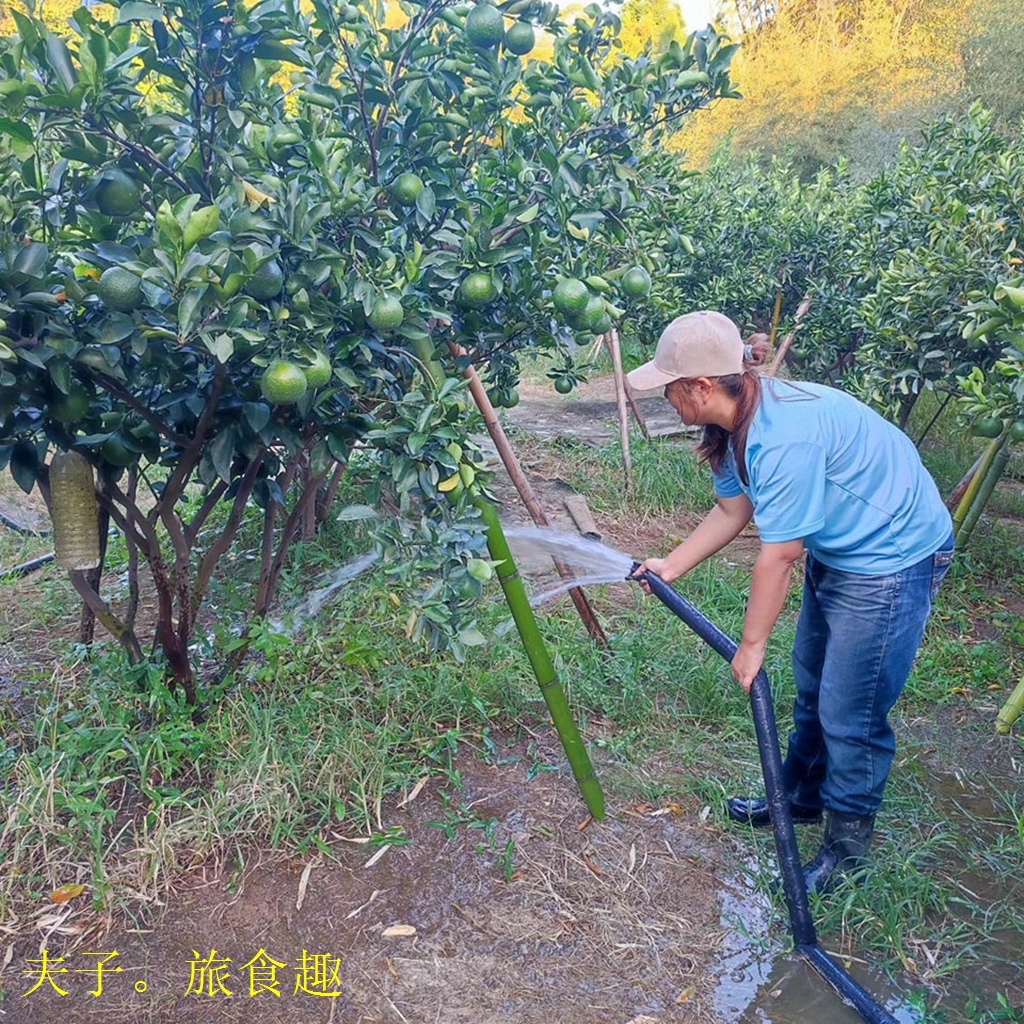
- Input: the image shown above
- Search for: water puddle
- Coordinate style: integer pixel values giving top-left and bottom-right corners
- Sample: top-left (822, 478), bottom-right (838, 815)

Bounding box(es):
top-left (710, 768), bottom-right (1024, 1023)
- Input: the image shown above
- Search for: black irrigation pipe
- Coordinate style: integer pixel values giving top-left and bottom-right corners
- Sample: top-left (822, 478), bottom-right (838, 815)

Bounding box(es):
top-left (4, 552), bottom-right (56, 578)
top-left (632, 566), bottom-right (899, 1024)
top-left (0, 509), bottom-right (51, 536)
top-left (0, 512), bottom-right (54, 577)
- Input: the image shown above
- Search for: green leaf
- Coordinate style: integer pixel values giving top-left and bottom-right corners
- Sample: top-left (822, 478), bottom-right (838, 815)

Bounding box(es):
top-left (415, 187), bottom-right (436, 220)
top-left (117, 2), bottom-right (165, 24)
top-left (13, 242), bottom-right (49, 278)
top-left (9, 442), bottom-right (39, 494)
top-left (458, 627), bottom-right (487, 647)
top-left (203, 332), bottom-right (233, 363)
top-left (45, 33), bottom-right (77, 91)
top-left (0, 119), bottom-right (34, 146)
top-left (209, 427), bottom-right (236, 483)
top-left (183, 206), bottom-right (220, 250)
top-left (97, 316), bottom-right (136, 345)
top-left (242, 402), bottom-right (271, 434)
top-left (336, 504), bottom-right (378, 522)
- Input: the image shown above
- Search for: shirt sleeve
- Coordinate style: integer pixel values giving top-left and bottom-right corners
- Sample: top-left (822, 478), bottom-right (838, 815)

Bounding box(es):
top-left (748, 442), bottom-right (826, 543)
top-left (712, 453), bottom-right (743, 499)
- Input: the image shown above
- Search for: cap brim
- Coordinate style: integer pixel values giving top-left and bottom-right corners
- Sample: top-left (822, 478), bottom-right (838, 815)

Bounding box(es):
top-left (626, 359), bottom-right (680, 392)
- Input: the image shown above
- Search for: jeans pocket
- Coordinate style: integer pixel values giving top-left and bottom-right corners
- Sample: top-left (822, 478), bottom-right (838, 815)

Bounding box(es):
top-left (930, 548), bottom-right (954, 601)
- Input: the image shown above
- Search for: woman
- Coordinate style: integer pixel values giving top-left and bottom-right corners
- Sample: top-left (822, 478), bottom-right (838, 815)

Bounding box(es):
top-left (628, 311), bottom-right (954, 894)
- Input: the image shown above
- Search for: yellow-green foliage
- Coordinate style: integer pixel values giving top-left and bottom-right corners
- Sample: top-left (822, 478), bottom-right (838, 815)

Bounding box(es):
top-left (619, 0), bottom-right (687, 57)
top-left (677, 0), bottom-right (1015, 177)
top-left (1, 0), bottom-right (113, 35)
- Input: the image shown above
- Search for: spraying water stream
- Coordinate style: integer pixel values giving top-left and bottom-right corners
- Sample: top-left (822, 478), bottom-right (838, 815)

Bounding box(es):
top-left (504, 525), bottom-right (636, 604)
top-left (270, 549), bottom-right (380, 634)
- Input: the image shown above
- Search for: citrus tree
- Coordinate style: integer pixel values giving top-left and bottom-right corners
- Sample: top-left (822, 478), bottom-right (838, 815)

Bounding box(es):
top-left (0, 0), bottom-right (736, 700)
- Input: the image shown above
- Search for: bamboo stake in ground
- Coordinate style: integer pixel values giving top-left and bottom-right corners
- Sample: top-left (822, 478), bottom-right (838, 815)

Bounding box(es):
top-left (410, 336), bottom-right (606, 817)
top-left (946, 452), bottom-right (985, 511)
top-left (952, 433), bottom-right (1007, 540)
top-left (956, 436), bottom-right (1011, 549)
top-left (767, 295), bottom-right (813, 377)
top-left (449, 342), bottom-right (609, 647)
top-left (996, 676), bottom-right (1024, 734)
top-left (768, 288), bottom-right (783, 348)
top-left (606, 328), bottom-right (632, 488)
top-left (475, 496), bottom-right (605, 820)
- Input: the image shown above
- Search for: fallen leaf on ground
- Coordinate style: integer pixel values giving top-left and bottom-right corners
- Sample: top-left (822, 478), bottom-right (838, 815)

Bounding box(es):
top-left (50, 884), bottom-right (85, 904)
top-left (296, 857), bottom-right (321, 911)
top-left (397, 777), bottom-right (428, 808)
top-left (676, 984), bottom-right (696, 1003)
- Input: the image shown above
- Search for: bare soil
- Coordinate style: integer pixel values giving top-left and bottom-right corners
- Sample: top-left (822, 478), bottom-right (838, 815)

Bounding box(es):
top-left (5, 738), bottom-right (741, 1024)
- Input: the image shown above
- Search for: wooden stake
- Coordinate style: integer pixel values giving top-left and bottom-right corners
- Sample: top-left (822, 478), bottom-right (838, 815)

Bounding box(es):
top-left (607, 329), bottom-right (632, 488)
top-left (450, 343), bottom-right (609, 647)
top-left (767, 294), bottom-right (813, 377)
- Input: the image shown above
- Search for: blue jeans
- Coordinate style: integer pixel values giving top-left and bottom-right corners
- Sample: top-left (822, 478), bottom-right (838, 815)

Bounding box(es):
top-left (782, 533), bottom-right (954, 818)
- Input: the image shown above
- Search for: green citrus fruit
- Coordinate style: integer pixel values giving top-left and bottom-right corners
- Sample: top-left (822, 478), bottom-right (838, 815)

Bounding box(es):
top-left (460, 271), bottom-right (498, 307)
top-left (590, 312), bottom-right (614, 336)
top-left (96, 267), bottom-right (143, 312)
top-left (621, 266), bottom-right (652, 298)
top-left (554, 376), bottom-right (573, 395)
top-left (504, 21), bottom-right (535, 55)
top-left (368, 294), bottom-right (405, 332)
top-left (576, 295), bottom-right (606, 330)
top-left (50, 385), bottom-right (91, 424)
top-left (95, 169), bottom-right (142, 218)
top-left (245, 260), bottom-right (285, 301)
top-left (302, 349), bottom-right (333, 388)
top-left (552, 278), bottom-right (589, 317)
top-left (260, 359), bottom-right (309, 405)
top-left (1009, 420), bottom-right (1024, 443)
top-left (973, 416), bottom-right (1004, 439)
top-left (391, 172), bottom-right (425, 206)
top-left (464, 3), bottom-right (504, 48)
top-left (504, 386), bottom-right (520, 408)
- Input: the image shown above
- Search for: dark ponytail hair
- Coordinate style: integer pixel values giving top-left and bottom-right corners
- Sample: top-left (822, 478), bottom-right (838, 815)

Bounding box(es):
top-left (692, 333), bottom-right (770, 486)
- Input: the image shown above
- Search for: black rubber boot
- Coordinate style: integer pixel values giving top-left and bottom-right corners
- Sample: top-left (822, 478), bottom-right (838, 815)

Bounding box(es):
top-left (726, 795), bottom-right (823, 828)
top-left (802, 810), bottom-right (875, 896)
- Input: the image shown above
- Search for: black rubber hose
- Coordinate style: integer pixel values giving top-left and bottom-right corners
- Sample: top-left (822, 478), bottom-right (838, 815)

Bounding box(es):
top-left (633, 565), bottom-right (815, 944)
top-left (632, 566), bottom-right (899, 1024)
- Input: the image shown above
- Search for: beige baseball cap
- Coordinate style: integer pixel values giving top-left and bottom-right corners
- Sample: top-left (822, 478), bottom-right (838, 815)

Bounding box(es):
top-left (626, 311), bottom-right (743, 391)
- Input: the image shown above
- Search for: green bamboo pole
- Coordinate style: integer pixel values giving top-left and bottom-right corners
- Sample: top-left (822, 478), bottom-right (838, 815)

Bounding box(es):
top-left (952, 433), bottom-right (1005, 539)
top-left (956, 437), bottom-right (1011, 549)
top-left (410, 334), bottom-right (605, 818)
top-left (474, 495), bottom-right (605, 819)
top-left (996, 676), bottom-right (1024, 735)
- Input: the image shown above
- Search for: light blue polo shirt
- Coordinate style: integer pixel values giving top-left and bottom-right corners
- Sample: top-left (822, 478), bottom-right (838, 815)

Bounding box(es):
top-left (713, 380), bottom-right (952, 574)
